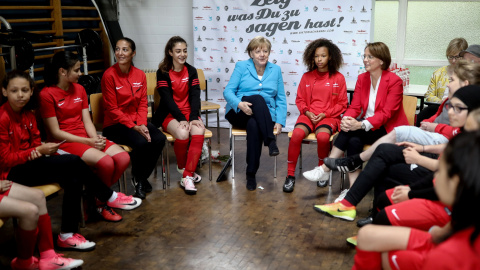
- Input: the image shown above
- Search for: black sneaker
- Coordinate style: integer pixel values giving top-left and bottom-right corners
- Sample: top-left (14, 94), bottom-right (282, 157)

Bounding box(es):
top-left (324, 156), bottom-right (362, 173)
top-left (317, 180), bottom-right (328, 187)
top-left (283, 176), bottom-right (295, 193)
top-left (143, 179), bottom-right (152, 193)
top-left (246, 174), bottom-right (257, 191)
top-left (131, 178), bottom-right (146, 200)
top-left (268, 141), bottom-right (279, 156)
top-left (356, 215), bottom-right (373, 227)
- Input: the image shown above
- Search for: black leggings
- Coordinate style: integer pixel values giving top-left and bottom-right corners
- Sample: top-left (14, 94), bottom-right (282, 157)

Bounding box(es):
top-left (8, 155), bottom-right (113, 233)
top-left (103, 122), bottom-right (166, 181)
top-left (333, 126), bottom-right (387, 157)
top-left (225, 95), bottom-right (275, 175)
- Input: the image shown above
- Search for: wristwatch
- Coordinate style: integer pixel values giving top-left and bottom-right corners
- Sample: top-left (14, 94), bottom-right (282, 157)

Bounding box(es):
top-left (361, 122), bottom-right (366, 130)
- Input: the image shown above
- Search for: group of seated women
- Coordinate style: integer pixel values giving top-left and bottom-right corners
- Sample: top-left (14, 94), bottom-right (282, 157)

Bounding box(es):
top-left (2, 33), bottom-right (480, 269)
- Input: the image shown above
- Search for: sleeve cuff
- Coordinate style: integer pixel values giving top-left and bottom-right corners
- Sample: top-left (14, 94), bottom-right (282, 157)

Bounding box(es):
top-left (362, 120), bottom-right (373, 132)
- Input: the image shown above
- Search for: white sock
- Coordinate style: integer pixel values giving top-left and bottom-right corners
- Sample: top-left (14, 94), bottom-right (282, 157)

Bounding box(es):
top-left (108, 191), bottom-right (118, 202)
top-left (59, 232), bottom-right (74, 241)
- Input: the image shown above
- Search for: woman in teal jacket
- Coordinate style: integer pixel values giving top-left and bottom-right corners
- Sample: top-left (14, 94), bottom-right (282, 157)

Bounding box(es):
top-left (223, 36), bottom-right (287, 191)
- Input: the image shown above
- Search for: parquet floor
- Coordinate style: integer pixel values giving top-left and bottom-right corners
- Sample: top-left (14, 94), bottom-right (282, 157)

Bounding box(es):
top-left (0, 127), bottom-right (373, 270)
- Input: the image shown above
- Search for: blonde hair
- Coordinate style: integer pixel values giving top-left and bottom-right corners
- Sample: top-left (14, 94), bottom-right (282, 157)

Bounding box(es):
top-left (454, 60), bottom-right (480, 86)
top-left (246, 36), bottom-right (271, 57)
top-left (446, 38), bottom-right (468, 57)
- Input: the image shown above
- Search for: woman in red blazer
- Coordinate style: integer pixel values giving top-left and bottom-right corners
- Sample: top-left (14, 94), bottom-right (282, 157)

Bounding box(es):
top-left (303, 42), bottom-right (408, 201)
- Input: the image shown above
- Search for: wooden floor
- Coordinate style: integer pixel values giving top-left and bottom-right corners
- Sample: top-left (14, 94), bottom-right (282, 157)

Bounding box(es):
top-left (0, 127), bottom-right (373, 270)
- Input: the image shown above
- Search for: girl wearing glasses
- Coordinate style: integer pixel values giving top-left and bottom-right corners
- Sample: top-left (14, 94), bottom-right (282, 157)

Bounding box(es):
top-left (418, 38), bottom-right (468, 125)
top-left (303, 42), bottom-right (408, 201)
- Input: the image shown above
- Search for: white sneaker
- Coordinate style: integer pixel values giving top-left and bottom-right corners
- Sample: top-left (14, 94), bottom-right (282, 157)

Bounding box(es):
top-left (303, 166), bottom-right (329, 182)
top-left (334, 189), bottom-right (350, 203)
top-left (177, 167), bottom-right (202, 183)
top-left (180, 176), bottom-right (197, 194)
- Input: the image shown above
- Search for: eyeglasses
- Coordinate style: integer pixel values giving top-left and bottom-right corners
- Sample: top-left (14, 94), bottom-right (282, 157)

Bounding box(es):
top-left (445, 102), bottom-right (468, 114)
top-left (362, 54), bottom-right (375, 60)
top-left (447, 55), bottom-right (462, 60)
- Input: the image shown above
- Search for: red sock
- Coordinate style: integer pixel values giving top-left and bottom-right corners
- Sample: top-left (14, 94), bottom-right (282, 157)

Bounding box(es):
top-left (174, 138), bottom-right (189, 170)
top-left (95, 155), bottom-right (115, 187)
top-left (15, 226), bottom-right (38, 260)
top-left (353, 247), bottom-right (382, 270)
top-left (110, 152), bottom-right (130, 186)
top-left (287, 128), bottom-right (305, 177)
top-left (340, 199), bottom-right (354, 207)
top-left (37, 214), bottom-right (56, 259)
top-left (183, 135), bottom-right (204, 178)
top-left (316, 132), bottom-right (331, 166)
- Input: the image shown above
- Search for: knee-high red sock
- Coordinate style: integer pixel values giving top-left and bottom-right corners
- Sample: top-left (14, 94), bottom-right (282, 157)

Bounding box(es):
top-left (95, 155), bottom-right (115, 187)
top-left (15, 226), bottom-right (38, 260)
top-left (37, 214), bottom-right (56, 259)
top-left (353, 248), bottom-right (382, 270)
top-left (287, 128), bottom-right (305, 177)
top-left (183, 135), bottom-right (204, 178)
top-left (110, 152), bottom-right (130, 186)
top-left (174, 138), bottom-right (189, 170)
top-left (316, 132), bottom-right (331, 166)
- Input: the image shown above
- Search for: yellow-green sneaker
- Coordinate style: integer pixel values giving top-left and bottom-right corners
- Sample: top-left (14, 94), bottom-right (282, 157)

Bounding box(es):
top-left (313, 202), bottom-right (356, 221)
top-left (346, 236), bottom-right (357, 246)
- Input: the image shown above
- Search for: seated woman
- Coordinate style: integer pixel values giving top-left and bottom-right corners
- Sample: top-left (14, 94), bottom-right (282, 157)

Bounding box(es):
top-left (39, 51), bottom-right (140, 220)
top-left (324, 61), bottom-right (480, 174)
top-left (283, 38), bottom-right (347, 193)
top-left (353, 131), bottom-right (480, 270)
top-left (312, 85), bottom-right (480, 223)
top-left (0, 180), bottom-right (83, 270)
top-left (417, 37), bottom-right (468, 125)
top-left (102, 37), bottom-right (166, 200)
top-left (303, 42), bottom-right (408, 201)
top-left (0, 71), bottom-right (141, 258)
top-left (152, 36), bottom-right (205, 195)
top-left (223, 36), bottom-right (287, 191)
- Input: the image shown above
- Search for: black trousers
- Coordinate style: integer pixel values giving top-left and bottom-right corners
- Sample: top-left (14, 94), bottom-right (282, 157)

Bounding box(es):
top-left (103, 122), bottom-right (166, 181)
top-left (8, 154), bottom-right (113, 233)
top-left (344, 143), bottom-right (436, 207)
top-left (225, 95), bottom-right (275, 175)
top-left (333, 126), bottom-right (387, 157)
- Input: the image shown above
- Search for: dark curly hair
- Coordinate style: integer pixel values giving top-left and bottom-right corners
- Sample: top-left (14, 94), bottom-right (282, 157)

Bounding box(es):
top-left (303, 38), bottom-right (343, 76)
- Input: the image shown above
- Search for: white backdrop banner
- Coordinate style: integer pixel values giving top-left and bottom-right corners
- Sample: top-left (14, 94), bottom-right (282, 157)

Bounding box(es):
top-left (193, 0), bottom-right (373, 130)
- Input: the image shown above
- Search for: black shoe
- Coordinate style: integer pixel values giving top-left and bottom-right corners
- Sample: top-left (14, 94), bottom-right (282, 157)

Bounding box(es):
top-left (246, 175), bottom-right (257, 191)
top-left (356, 215), bottom-right (373, 227)
top-left (143, 179), bottom-right (152, 193)
top-left (324, 155), bottom-right (362, 173)
top-left (268, 141), bottom-right (279, 156)
top-left (131, 178), bottom-right (146, 200)
top-left (283, 176), bottom-right (295, 193)
top-left (317, 180), bottom-right (328, 187)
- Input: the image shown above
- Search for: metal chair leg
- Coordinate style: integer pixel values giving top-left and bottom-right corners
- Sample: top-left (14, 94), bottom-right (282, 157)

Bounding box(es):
top-left (208, 138), bottom-right (212, 180)
top-left (216, 109), bottom-right (220, 144)
top-left (166, 142), bottom-right (171, 186)
top-left (231, 126), bottom-right (235, 179)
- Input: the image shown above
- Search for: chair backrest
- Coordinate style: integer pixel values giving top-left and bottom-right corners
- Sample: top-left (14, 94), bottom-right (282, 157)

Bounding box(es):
top-left (145, 72), bottom-right (156, 96)
top-left (89, 93), bottom-right (104, 130)
top-left (402, 95), bottom-right (417, 126)
top-left (196, 68), bottom-right (206, 91)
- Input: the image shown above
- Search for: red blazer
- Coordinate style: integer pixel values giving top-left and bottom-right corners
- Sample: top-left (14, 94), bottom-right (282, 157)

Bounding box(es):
top-left (344, 70), bottom-right (408, 132)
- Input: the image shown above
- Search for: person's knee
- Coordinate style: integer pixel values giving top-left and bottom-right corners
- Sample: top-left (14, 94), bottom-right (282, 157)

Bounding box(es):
top-left (316, 132), bottom-right (330, 144)
top-left (21, 202), bottom-right (40, 222)
top-left (356, 225), bottom-right (376, 249)
top-left (32, 188), bottom-right (46, 207)
top-left (175, 129), bottom-right (190, 140)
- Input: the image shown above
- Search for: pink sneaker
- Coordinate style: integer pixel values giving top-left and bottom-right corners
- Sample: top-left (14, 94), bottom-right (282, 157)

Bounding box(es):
top-left (177, 167), bottom-right (202, 183)
top-left (57, 233), bottom-right (95, 251)
top-left (38, 253), bottom-right (83, 270)
top-left (11, 256), bottom-right (38, 270)
top-left (107, 192), bottom-right (142, 210)
top-left (180, 176), bottom-right (197, 194)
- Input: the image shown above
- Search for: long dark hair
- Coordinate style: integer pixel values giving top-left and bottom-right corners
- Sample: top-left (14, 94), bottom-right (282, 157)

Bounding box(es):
top-left (443, 131), bottom-right (480, 244)
top-left (303, 38), bottom-right (343, 76)
top-left (1, 70), bottom-right (38, 111)
top-left (43, 51), bottom-right (79, 86)
top-left (158, 36), bottom-right (187, 73)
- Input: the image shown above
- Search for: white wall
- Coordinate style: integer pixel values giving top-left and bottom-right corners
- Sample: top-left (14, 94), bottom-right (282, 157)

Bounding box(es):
top-left (118, 0), bottom-right (194, 70)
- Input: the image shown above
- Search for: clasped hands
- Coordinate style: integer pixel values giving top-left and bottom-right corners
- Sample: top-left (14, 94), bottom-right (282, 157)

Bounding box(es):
top-left (340, 116), bottom-right (362, 132)
top-left (133, 124), bottom-right (151, 142)
top-left (177, 120), bottom-right (205, 132)
top-left (305, 111), bottom-right (325, 125)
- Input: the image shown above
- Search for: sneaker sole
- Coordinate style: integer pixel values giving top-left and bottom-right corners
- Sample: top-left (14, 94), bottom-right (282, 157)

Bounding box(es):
top-left (303, 173), bottom-right (329, 182)
top-left (313, 205), bottom-right (355, 221)
top-left (56, 244), bottom-right (96, 252)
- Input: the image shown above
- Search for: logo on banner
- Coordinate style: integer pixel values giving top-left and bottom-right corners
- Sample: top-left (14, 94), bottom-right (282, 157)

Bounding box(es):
top-left (206, 38), bottom-right (214, 41)
top-left (239, 37), bottom-right (243, 43)
top-left (351, 17), bottom-right (357, 24)
top-left (210, 56), bottom-right (214, 62)
top-left (283, 38), bottom-right (288, 44)
top-left (352, 39), bottom-right (357, 46)
top-left (224, 26), bottom-right (228, 32)
top-left (273, 59), bottom-right (277, 64)
top-left (286, 91), bottom-right (290, 97)
top-left (295, 59), bottom-right (299, 65)
top-left (288, 49), bottom-right (292, 55)
top-left (202, 26), bottom-right (206, 31)
top-left (216, 16), bottom-right (220, 21)
top-left (361, 6), bottom-right (368, 13)
top-left (224, 47), bottom-right (228, 53)
top-left (216, 78), bottom-right (221, 83)
top-left (338, 6), bottom-right (342, 12)
top-left (202, 47), bottom-right (207, 52)
top-left (313, 6), bottom-right (318, 12)
top-left (197, 36), bottom-right (202, 41)
top-left (203, 6), bottom-right (212, 10)
top-left (225, 68), bottom-right (229, 73)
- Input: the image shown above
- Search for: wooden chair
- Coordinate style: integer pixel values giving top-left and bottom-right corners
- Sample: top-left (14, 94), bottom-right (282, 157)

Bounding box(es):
top-left (89, 93), bottom-right (133, 193)
top-left (197, 69), bottom-right (221, 144)
top-left (152, 84), bottom-right (213, 186)
top-left (145, 72), bottom-right (157, 119)
top-left (229, 125), bottom-right (280, 179)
